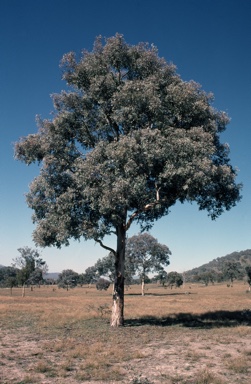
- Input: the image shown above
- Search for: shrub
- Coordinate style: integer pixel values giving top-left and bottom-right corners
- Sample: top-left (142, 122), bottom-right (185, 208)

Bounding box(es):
top-left (96, 278), bottom-right (111, 291)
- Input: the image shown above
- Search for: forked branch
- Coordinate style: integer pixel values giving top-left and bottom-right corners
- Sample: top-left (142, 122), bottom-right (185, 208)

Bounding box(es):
top-left (125, 199), bottom-right (164, 231)
top-left (94, 238), bottom-right (116, 256)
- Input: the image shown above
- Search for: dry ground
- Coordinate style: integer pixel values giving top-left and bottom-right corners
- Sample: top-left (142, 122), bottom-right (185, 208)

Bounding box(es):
top-left (0, 282), bottom-right (250, 384)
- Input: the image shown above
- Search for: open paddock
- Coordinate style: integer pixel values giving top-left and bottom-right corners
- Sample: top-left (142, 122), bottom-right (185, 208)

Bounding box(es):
top-left (0, 282), bottom-right (250, 383)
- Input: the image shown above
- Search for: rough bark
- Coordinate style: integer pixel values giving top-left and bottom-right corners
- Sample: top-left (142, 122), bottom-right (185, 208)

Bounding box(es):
top-left (111, 224), bottom-right (126, 327)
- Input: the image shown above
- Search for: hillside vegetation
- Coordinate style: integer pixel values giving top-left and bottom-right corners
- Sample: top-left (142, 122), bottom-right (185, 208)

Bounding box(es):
top-left (185, 249), bottom-right (251, 282)
top-left (1, 249), bottom-right (251, 287)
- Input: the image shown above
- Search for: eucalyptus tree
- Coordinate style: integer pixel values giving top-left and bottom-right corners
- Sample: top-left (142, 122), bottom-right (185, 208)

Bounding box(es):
top-left (165, 271), bottom-right (183, 289)
top-left (57, 269), bottom-right (79, 290)
top-left (126, 233), bottom-right (171, 295)
top-left (154, 269), bottom-right (168, 286)
top-left (223, 261), bottom-right (242, 286)
top-left (96, 278), bottom-right (111, 291)
top-left (94, 251), bottom-right (135, 285)
top-left (0, 267), bottom-right (18, 295)
top-left (12, 247), bottom-right (47, 296)
top-left (15, 34), bottom-right (241, 326)
top-left (81, 266), bottom-right (98, 285)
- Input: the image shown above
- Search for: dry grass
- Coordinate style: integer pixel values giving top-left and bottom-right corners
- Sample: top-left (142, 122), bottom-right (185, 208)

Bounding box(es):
top-left (0, 282), bottom-right (250, 383)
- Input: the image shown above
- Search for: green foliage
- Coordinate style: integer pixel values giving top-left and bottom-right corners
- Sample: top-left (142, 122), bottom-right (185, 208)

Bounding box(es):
top-left (92, 251), bottom-right (135, 285)
top-left (57, 269), bottom-right (79, 290)
top-left (185, 249), bottom-right (251, 282)
top-left (154, 269), bottom-right (168, 285)
top-left (165, 271), bottom-right (183, 288)
top-left (80, 266), bottom-right (98, 285)
top-left (194, 271), bottom-right (217, 286)
top-left (94, 253), bottom-right (115, 282)
top-left (15, 34), bottom-right (241, 249)
top-left (96, 278), bottom-right (111, 291)
top-left (12, 247), bottom-right (47, 286)
top-left (14, 34), bottom-right (242, 324)
top-left (86, 234), bottom-right (169, 289)
top-left (0, 266), bottom-right (18, 288)
top-left (223, 261), bottom-right (243, 284)
top-left (126, 233), bottom-right (170, 294)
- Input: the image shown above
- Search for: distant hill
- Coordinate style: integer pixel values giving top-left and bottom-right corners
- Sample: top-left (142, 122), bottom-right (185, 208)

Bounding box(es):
top-left (185, 249), bottom-right (251, 282)
top-left (0, 265), bottom-right (59, 280)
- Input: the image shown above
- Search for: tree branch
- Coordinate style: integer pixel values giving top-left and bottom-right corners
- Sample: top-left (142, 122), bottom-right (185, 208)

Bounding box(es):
top-left (125, 199), bottom-right (164, 231)
top-left (105, 113), bottom-right (120, 139)
top-left (94, 238), bottom-right (116, 256)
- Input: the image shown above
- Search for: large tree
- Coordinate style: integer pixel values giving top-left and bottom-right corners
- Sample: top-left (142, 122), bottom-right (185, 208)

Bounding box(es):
top-left (15, 34), bottom-right (241, 326)
top-left (126, 233), bottom-right (171, 295)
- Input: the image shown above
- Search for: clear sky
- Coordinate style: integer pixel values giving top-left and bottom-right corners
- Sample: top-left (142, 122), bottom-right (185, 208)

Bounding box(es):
top-left (0, 0), bottom-right (250, 273)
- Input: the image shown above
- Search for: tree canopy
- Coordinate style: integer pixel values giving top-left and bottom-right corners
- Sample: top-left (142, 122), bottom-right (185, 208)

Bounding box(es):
top-left (12, 247), bottom-right (47, 287)
top-left (126, 233), bottom-right (170, 295)
top-left (0, 266), bottom-right (18, 289)
top-left (223, 261), bottom-right (243, 285)
top-left (93, 250), bottom-right (135, 285)
top-left (57, 269), bottom-right (79, 290)
top-left (15, 34), bottom-right (241, 248)
top-left (15, 34), bottom-right (241, 325)
top-left (165, 271), bottom-right (183, 289)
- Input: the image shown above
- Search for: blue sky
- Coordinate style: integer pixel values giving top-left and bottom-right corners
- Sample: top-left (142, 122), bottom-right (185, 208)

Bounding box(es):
top-left (0, 0), bottom-right (250, 273)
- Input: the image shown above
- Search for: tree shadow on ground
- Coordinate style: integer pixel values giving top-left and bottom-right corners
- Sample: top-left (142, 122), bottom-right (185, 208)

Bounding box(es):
top-left (126, 292), bottom-right (196, 296)
top-left (124, 309), bottom-right (251, 328)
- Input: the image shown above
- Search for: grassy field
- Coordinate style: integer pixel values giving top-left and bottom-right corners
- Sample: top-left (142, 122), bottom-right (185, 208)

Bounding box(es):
top-left (0, 282), bottom-right (250, 384)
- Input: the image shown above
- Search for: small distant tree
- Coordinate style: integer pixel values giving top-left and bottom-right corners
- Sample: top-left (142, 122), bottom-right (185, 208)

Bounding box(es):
top-left (81, 266), bottom-right (98, 286)
top-left (96, 278), bottom-right (111, 291)
top-left (223, 261), bottom-right (242, 286)
top-left (57, 269), bottom-right (79, 290)
top-left (165, 271), bottom-right (183, 289)
top-left (245, 266), bottom-right (251, 291)
top-left (0, 267), bottom-right (18, 295)
top-left (12, 247), bottom-right (48, 296)
top-left (94, 252), bottom-right (135, 286)
top-left (154, 269), bottom-right (168, 286)
top-left (0, 267), bottom-right (18, 286)
top-left (214, 271), bottom-right (225, 283)
top-left (94, 253), bottom-right (115, 282)
top-left (195, 271), bottom-right (216, 286)
top-left (126, 233), bottom-right (171, 296)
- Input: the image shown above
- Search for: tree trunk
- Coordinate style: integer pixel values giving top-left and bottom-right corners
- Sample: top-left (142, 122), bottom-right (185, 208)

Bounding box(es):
top-left (111, 224), bottom-right (126, 327)
top-left (141, 277), bottom-right (145, 296)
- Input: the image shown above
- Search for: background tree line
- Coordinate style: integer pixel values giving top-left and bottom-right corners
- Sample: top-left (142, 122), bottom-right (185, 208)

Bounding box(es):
top-left (1, 247), bottom-right (251, 291)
